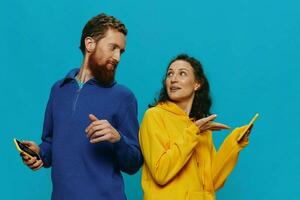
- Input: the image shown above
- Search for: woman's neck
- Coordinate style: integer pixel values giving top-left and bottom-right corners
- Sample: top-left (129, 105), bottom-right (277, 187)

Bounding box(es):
top-left (174, 96), bottom-right (194, 116)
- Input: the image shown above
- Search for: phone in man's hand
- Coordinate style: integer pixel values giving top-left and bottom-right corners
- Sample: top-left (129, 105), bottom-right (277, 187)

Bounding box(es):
top-left (13, 138), bottom-right (41, 160)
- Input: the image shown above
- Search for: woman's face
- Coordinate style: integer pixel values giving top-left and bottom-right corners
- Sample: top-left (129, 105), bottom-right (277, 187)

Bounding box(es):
top-left (165, 60), bottom-right (200, 103)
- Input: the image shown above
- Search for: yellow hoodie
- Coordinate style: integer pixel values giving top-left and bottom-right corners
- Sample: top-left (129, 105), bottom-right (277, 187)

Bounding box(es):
top-left (139, 101), bottom-right (249, 200)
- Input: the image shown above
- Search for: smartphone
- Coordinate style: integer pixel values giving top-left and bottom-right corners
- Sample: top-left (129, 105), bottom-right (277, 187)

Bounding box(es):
top-left (13, 138), bottom-right (41, 160)
top-left (237, 113), bottom-right (259, 141)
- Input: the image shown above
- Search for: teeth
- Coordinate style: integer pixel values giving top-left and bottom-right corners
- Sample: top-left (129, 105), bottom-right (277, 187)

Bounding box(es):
top-left (170, 87), bottom-right (180, 91)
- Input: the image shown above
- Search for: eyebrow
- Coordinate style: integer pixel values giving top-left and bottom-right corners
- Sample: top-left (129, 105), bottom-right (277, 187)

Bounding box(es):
top-left (109, 43), bottom-right (126, 53)
top-left (168, 68), bottom-right (189, 71)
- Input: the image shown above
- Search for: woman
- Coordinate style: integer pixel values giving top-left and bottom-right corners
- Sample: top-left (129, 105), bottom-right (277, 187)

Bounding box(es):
top-left (139, 54), bottom-right (252, 200)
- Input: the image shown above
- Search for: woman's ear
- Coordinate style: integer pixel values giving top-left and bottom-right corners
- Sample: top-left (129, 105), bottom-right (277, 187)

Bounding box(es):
top-left (85, 37), bottom-right (96, 53)
top-left (194, 82), bottom-right (201, 91)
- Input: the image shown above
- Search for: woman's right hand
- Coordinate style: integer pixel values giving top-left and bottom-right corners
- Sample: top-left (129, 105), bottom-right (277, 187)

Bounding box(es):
top-left (20, 141), bottom-right (43, 171)
top-left (194, 114), bottom-right (230, 134)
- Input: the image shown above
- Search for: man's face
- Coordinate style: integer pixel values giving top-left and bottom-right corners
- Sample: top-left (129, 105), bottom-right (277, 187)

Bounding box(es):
top-left (88, 28), bottom-right (126, 85)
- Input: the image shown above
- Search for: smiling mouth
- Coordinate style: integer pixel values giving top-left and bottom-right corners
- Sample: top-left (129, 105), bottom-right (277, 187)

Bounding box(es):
top-left (170, 86), bottom-right (181, 92)
top-left (107, 61), bottom-right (118, 69)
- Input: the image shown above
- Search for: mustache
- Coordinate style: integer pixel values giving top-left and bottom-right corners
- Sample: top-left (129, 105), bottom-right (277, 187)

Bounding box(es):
top-left (107, 59), bottom-right (118, 69)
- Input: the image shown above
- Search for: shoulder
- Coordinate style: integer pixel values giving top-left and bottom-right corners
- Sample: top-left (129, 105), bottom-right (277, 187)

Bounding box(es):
top-left (140, 106), bottom-right (167, 136)
top-left (145, 106), bottom-right (160, 115)
top-left (113, 83), bottom-right (133, 94)
top-left (49, 79), bottom-right (65, 94)
top-left (142, 106), bottom-right (165, 122)
top-left (113, 83), bottom-right (137, 102)
top-left (52, 79), bottom-right (64, 88)
top-left (50, 68), bottom-right (79, 92)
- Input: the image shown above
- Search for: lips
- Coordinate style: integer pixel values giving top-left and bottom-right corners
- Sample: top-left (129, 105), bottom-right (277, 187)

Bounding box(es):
top-left (107, 60), bottom-right (118, 70)
top-left (170, 86), bottom-right (181, 92)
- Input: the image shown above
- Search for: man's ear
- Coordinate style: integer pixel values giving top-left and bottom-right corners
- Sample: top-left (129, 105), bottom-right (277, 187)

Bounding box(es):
top-left (85, 37), bottom-right (96, 53)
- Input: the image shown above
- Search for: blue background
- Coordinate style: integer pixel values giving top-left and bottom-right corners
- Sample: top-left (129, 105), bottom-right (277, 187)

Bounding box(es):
top-left (1, 0), bottom-right (299, 199)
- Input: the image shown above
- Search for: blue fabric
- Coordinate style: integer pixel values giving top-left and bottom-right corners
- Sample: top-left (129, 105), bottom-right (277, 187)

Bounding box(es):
top-left (39, 68), bottom-right (143, 200)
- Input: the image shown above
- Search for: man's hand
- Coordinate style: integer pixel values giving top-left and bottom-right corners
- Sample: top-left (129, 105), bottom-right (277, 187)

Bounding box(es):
top-left (85, 114), bottom-right (121, 144)
top-left (20, 141), bottom-right (43, 171)
top-left (195, 114), bottom-right (230, 134)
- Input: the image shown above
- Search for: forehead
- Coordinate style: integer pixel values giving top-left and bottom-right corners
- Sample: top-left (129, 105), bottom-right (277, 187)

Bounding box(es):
top-left (168, 60), bottom-right (193, 71)
top-left (98, 29), bottom-right (126, 47)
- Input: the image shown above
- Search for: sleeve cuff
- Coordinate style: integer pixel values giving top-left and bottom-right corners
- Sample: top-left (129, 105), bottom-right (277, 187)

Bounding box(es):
top-left (185, 123), bottom-right (201, 142)
top-left (113, 132), bottom-right (130, 152)
top-left (38, 143), bottom-right (51, 168)
top-left (230, 126), bottom-right (250, 149)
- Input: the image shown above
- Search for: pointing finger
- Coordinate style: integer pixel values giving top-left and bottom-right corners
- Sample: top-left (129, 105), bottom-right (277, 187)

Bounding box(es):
top-left (210, 122), bottom-right (231, 130)
top-left (89, 114), bottom-right (99, 122)
top-left (196, 114), bottom-right (217, 126)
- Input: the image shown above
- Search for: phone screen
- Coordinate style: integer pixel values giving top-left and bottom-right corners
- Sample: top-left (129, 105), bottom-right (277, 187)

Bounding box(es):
top-left (15, 139), bottom-right (40, 160)
top-left (237, 113), bottom-right (259, 141)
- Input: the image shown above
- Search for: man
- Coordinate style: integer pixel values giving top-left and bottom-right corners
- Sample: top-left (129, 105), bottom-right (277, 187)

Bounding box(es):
top-left (21, 13), bottom-right (143, 200)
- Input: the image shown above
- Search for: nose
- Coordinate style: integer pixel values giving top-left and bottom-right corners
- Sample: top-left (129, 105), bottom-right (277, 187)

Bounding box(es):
top-left (112, 50), bottom-right (121, 63)
top-left (170, 73), bottom-right (178, 83)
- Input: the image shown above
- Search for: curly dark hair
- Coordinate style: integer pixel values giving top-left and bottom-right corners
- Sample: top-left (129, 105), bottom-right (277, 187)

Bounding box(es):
top-left (152, 54), bottom-right (212, 120)
top-left (79, 13), bottom-right (127, 55)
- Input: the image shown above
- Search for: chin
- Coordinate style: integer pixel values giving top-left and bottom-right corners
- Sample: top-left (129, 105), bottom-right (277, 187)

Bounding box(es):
top-left (169, 95), bottom-right (182, 102)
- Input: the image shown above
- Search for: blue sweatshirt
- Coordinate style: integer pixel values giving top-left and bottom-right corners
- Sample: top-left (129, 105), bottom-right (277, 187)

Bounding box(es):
top-left (39, 68), bottom-right (143, 200)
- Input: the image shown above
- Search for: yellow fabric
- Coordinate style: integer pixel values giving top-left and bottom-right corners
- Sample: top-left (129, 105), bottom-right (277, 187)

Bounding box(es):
top-left (139, 101), bottom-right (249, 200)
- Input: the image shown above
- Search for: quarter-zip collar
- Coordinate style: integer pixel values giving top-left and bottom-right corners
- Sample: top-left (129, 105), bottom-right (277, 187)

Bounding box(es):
top-left (59, 68), bottom-right (117, 88)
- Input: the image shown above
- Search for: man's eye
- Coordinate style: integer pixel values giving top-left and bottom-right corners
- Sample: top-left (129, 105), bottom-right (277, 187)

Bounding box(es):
top-left (109, 45), bottom-right (116, 50)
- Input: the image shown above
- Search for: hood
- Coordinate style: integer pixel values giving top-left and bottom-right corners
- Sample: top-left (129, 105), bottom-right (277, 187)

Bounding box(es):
top-left (157, 101), bottom-right (191, 120)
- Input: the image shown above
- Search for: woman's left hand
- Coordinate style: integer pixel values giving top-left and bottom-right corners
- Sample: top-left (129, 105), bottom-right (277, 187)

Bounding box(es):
top-left (238, 124), bottom-right (253, 143)
top-left (194, 114), bottom-right (231, 134)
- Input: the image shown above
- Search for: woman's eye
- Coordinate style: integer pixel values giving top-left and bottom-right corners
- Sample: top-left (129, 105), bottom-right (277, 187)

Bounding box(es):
top-left (167, 72), bottom-right (173, 77)
top-left (180, 71), bottom-right (187, 76)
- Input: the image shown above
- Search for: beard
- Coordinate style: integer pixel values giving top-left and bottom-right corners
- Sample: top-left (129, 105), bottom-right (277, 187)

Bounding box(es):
top-left (88, 52), bottom-right (117, 86)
